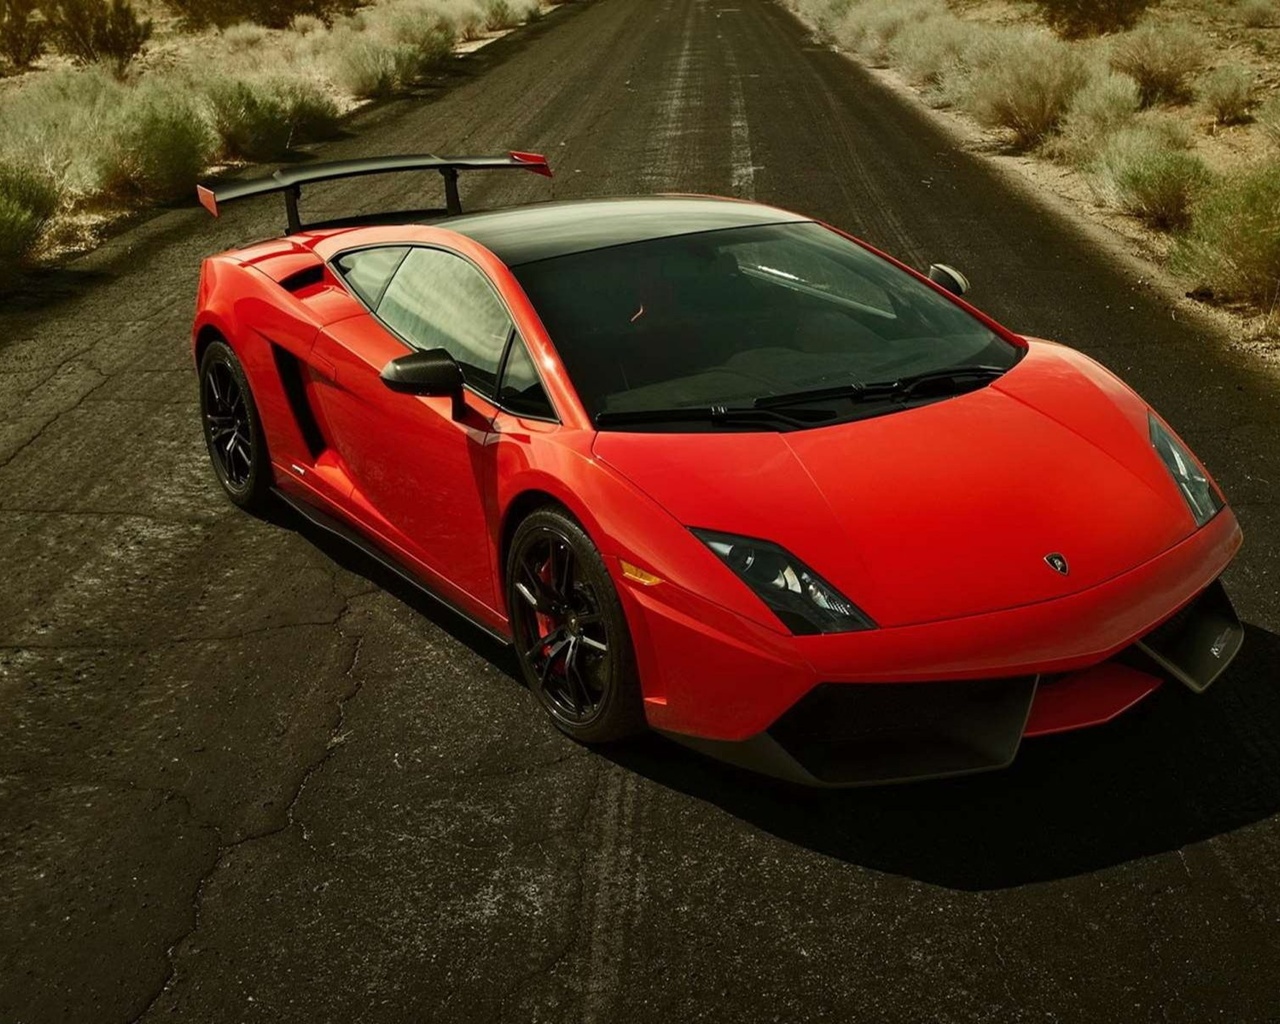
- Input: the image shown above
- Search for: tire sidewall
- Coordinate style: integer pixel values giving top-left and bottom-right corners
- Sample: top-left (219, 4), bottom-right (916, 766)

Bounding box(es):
top-left (198, 340), bottom-right (270, 509)
top-left (506, 508), bottom-right (643, 743)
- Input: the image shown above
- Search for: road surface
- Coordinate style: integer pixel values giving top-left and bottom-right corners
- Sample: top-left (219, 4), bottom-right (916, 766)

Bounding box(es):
top-left (3, 1), bottom-right (1280, 1021)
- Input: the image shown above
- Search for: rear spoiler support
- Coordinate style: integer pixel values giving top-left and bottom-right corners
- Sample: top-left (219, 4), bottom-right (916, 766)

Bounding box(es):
top-left (196, 151), bottom-right (553, 233)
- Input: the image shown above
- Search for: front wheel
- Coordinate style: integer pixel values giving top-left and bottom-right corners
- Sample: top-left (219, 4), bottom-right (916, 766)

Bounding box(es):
top-left (198, 339), bottom-right (271, 512)
top-left (507, 507), bottom-right (645, 743)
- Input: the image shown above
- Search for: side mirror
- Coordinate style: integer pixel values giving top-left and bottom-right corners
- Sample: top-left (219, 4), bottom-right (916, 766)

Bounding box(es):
top-left (380, 348), bottom-right (463, 396)
top-left (928, 263), bottom-right (970, 297)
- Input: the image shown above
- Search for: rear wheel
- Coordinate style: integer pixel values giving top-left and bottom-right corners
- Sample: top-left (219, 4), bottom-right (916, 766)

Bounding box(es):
top-left (507, 507), bottom-right (644, 743)
top-left (199, 340), bottom-right (271, 512)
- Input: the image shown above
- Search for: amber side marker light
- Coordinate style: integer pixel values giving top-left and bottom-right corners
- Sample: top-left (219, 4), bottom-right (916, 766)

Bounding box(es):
top-left (620, 560), bottom-right (663, 586)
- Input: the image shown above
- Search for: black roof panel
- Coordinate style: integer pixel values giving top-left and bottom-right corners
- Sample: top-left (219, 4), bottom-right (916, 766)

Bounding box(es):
top-left (440, 196), bottom-right (810, 265)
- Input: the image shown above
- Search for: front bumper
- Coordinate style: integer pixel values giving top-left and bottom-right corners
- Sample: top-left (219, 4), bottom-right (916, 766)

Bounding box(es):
top-left (620, 509), bottom-right (1243, 786)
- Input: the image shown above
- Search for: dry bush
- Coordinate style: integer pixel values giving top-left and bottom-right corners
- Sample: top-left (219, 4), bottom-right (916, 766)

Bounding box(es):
top-left (1110, 24), bottom-right (1206, 107)
top-left (1259, 93), bottom-right (1280, 146)
top-left (221, 21), bottom-right (269, 50)
top-left (0, 162), bottom-right (59, 272)
top-left (166, 0), bottom-right (357, 30)
top-left (1052, 70), bottom-right (1141, 163)
top-left (206, 75), bottom-right (340, 160)
top-left (328, 32), bottom-right (402, 97)
top-left (833, 0), bottom-right (947, 66)
top-left (0, 66), bottom-right (125, 196)
top-left (890, 14), bottom-right (982, 89)
top-left (1173, 164), bottom-right (1280, 308)
top-left (1090, 123), bottom-right (1211, 229)
top-left (964, 33), bottom-right (1089, 148)
top-left (1200, 64), bottom-right (1256, 125)
top-left (290, 12), bottom-right (324, 33)
top-left (1237, 0), bottom-right (1274, 28)
top-left (481, 0), bottom-right (515, 30)
top-left (96, 83), bottom-right (216, 198)
top-left (1029, 0), bottom-right (1153, 38)
top-left (1, 0), bottom-right (45, 70)
top-left (45, 0), bottom-right (153, 76)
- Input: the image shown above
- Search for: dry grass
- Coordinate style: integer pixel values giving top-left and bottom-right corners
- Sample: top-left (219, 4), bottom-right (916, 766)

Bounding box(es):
top-left (1089, 122), bottom-right (1212, 229)
top-left (1110, 23), bottom-right (1207, 107)
top-left (1237, 0), bottom-right (1275, 29)
top-left (1259, 93), bottom-right (1280, 147)
top-left (1052, 70), bottom-right (1142, 163)
top-left (207, 75), bottom-right (341, 160)
top-left (1200, 64), bottom-right (1256, 125)
top-left (0, 0), bottom-right (551, 269)
top-left (963, 32), bottom-right (1089, 149)
top-left (0, 162), bottom-right (59, 271)
top-left (1173, 164), bottom-right (1280, 309)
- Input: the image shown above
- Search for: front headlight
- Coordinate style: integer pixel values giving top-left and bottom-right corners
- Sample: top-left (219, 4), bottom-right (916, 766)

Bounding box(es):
top-left (691, 529), bottom-right (876, 635)
top-left (1150, 413), bottom-right (1223, 527)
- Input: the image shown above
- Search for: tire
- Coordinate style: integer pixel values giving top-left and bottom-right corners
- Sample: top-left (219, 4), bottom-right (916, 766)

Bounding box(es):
top-left (506, 506), bottom-right (645, 743)
top-left (198, 340), bottom-right (272, 512)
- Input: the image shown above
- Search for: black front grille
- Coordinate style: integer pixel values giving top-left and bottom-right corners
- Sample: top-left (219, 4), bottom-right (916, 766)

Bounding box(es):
top-left (767, 677), bottom-right (1038, 785)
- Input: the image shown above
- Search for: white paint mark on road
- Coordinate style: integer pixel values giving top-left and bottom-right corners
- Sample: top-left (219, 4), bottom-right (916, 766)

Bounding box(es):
top-left (726, 50), bottom-right (755, 199)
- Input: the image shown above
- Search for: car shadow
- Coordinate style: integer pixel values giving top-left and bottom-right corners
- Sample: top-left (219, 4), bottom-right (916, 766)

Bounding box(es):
top-left (268, 501), bottom-right (1280, 891)
top-left (600, 622), bottom-right (1280, 890)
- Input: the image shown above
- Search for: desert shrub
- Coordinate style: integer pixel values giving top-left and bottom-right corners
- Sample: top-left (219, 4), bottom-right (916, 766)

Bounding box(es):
top-left (481, 0), bottom-right (515, 30)
top-left (206, 75), bottom-right (340, 160)
top-left (964, 33), bottom-right (1089, 148)
top-left (832, 0), bottom-right (946, 65)
top-left (329, 33), bottom-right (404, 97)
top-left (1200, 64), bottom-right (1255, 125)
top-left (1110, 24), bottom-right (1206, 107)
top-left (451, 2), bottom-right (485, 40)
top-left (1053, 70), bottom-right (1141, 163)
top-left (1238, 0), bottom-right (1274, 28)
top-left (221, 21), bottom-right (269, 50)
top-left (1259, 93), bottom-right (1280, 146)
top-left (166, 0), bottom-right (355, 30)
top-left (96, 83), bottom-right (216, 198)
top-left (890, 14), bottom-right (982, 88)
top-left (1, 0), bottom-right (45, 69)
top-left (383, 3), bottom-right (455, 59)
top-left (45, 0), bottom-right (152, 76)
top-left (0, 66), bottom-right (124, 195)
top-left (1173, 164), bottom-right (1280, 307)
top-left (0, 162), bottom-right (59, 272)
top-left (1028, 0), bottom-right (1153, 38)
top-left (1090, 124), bottom-right (1212, 228)
top-left (291, 12), bottom-right (323, 33)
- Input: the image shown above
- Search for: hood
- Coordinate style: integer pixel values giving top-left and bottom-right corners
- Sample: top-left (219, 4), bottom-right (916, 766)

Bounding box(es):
top-left (592, 342), bottom-right (1196, 628)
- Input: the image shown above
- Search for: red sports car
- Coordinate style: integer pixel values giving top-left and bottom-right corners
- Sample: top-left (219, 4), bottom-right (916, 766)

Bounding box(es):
top-left (193, 152), bottom-right (1243, 785)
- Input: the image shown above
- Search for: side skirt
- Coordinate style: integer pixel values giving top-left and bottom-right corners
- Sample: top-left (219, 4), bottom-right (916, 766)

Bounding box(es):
top-left (272, 487), bottom-right (512, 647)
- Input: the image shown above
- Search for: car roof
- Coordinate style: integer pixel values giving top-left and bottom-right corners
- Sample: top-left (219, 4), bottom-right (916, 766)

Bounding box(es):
top-left (437, 195), bottom-right (811, 266)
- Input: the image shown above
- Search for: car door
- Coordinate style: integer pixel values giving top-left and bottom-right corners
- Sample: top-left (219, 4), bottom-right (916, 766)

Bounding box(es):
top-left (309, 244), bottom-right (514, 618)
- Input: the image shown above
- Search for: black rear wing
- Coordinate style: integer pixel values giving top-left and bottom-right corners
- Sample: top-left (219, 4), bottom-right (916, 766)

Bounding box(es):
top-left (196, 151), bottom-right (553, 233)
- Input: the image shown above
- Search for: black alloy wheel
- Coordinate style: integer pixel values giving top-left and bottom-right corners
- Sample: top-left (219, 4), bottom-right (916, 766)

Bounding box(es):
top-left (199, 340), bottom-right (271, 511)
top-left (507, 508), bottom-right (644, 743)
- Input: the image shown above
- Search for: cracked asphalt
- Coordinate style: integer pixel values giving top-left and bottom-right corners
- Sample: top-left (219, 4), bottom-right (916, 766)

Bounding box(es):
top-left (3, 0), bottom-right (1280, 1021)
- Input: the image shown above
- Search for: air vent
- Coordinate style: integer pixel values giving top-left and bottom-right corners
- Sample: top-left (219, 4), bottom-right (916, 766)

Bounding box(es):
top-left (280, 265), bottom-right (325, 293)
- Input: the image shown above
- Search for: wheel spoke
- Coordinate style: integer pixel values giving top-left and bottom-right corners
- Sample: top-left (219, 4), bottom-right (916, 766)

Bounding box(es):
top-left (538, 637), bottom-right (570, 687)
top-left (556, 542), bottom-right (574, 599)
top-left (579, 634), bottom-right (608, 653)
top-left (563, 639), bottom-right (591, 711)
top-left (525, 625), bottom-right (566, 660)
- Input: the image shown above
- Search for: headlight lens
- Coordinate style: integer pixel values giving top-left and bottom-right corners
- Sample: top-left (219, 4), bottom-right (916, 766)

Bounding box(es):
top-left (1150, 413), bottom-right (1223, 527)
top-left (691, 529), bottom-right (876, 634)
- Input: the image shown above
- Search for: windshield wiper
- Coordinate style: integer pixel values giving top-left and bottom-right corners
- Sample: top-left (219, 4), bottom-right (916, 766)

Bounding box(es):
top-left (594, 404), bottom-right (834, 430)
top-left (753, 364), bottom-right (1007, 411)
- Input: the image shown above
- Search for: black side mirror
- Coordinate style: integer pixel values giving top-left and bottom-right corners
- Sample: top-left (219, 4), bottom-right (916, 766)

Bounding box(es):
top-left (380, 348), bottom-right (463, 396)
top-left (928, 263), bottom-right (970, 297)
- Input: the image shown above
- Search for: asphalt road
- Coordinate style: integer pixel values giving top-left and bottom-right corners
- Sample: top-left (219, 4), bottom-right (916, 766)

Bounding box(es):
top-left (4, 1), bottom-right (1280, 1021)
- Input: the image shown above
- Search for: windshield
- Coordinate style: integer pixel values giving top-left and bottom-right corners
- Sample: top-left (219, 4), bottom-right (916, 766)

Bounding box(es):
top-left (512, 221), bottom-right (1019, 429)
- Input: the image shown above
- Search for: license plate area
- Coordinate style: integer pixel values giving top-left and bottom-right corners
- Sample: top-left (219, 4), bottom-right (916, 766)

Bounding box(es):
top-left (1135, 578), bottom-right (1242, 694)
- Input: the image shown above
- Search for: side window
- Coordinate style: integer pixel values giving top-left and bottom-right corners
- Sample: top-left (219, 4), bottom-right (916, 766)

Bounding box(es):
top-left (498, 335), bottom-right (556, 420)
top-left (377, 248), bottom-right (512, 397)
top-left (334, 246), bottom-right (408, 308)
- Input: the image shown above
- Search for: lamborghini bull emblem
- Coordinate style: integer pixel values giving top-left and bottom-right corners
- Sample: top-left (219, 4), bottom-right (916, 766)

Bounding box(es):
top-left (1045, 553), bottom-right (1070, 576)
